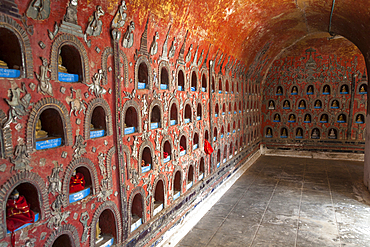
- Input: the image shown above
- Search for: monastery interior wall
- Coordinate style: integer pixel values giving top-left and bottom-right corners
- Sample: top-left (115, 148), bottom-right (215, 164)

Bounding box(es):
top-left (0, 1), bottom-right (261, 246)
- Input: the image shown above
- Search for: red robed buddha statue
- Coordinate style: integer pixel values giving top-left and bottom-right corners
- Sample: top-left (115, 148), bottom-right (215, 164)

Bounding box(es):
top-left (163, 152), bottom-right (169, 158)
top-left (6, 189), bottom-right (35, 246)
top-left (204, 139), bottom-right (214, 155)
top-left (69, 170), bottom-right (85, 193)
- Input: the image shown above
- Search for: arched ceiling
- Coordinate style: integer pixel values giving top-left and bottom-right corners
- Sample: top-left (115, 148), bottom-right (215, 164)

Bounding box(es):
top-left (109, 0), bottom-right (370, 77)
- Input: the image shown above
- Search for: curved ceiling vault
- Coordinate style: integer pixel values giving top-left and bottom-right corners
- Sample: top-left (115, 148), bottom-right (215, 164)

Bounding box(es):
top-left (122, 0), bottom-right (370, 82)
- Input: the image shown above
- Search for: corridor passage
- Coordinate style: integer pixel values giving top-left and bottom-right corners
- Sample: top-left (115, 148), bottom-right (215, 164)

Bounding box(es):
top-left (177, 156), bottom-right (370, 247)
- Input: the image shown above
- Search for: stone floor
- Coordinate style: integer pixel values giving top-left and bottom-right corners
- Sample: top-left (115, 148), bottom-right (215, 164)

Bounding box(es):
top-left (177, 156), bottom-right (370, 247)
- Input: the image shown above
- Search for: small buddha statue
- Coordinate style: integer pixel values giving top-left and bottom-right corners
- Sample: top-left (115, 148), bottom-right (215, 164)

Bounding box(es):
top-left (315, 101), bottom-right (321, 107)
top-left (96, 219), bottom-right (103, 242)
top-left (284, 101), bottom-right (289, 108)
top-left (277, 87), bottom-right (282, 94)
top-left (321, 115), bottom-right (327, 122)
top-left (324, 86), bottom-right (329, 93)
top-left (341, 85), bottom-right (347, 93)
top-left (297, 129), bottom-right (302, 136)
top-left (299, 101), bottom-right (305, 108)
top-left (274, 115), bottom-right (280, 121)
top-left (305, 115), bottom-right (310, 122)
top-left (69, 170), bottom-right (85, 193)
top-left (282, 129), bottom-right (287, 136)
top-left (338, 114), bottom-right (345, 122)
top-left (289, 115), bottom-right (295, 121)
top-left (308, 86), bottom-right (313, 93)
top-left (58, 55), bottom-right (68, 73)
top-left (332, 100), bottom-right (338, 108)
top-left (312, 129), bottom-right (318, 138)
top-left (329, 129), bottom-right (336, 138)
top-left (6, 189), bottom-right (35, 233)
top-left (268, 101), bottom-right (274, 109)
top-left (141, 160), bottom-right (146, 167)
top-left (35, 119), bottom-right (48, 139)
top-left (90, 123), bottom-right (95, 130)
top-left (357, 115), bottom-right (363, 123)
top-left (292, 87), bottom-right (298, 94)
top-left (267, 129), bottom-right (272, 136)
top-left (0, 59), bottom-right (8, 69)
top-left (360, 85), bottom-right (366, 93)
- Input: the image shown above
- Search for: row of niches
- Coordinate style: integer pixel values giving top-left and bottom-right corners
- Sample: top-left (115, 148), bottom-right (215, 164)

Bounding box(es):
top-left (213, 102), bottom-right (245, 117)
top-left (210, 76), bottom-right (243, 94)
top-left (273, 83), bottom-right (367, 96)
top-left (212, 123), bottom-right (243, 142)
top-left (265, 127), bottom-right (350, 140)
top-left (267, 98), bottom-right (362, 110)
top-left (270, 113), bottom-right (365, 124)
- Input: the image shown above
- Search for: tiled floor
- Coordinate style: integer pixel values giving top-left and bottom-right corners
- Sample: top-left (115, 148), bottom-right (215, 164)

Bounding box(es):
top-left (177, 156), bottom-right (370, 247)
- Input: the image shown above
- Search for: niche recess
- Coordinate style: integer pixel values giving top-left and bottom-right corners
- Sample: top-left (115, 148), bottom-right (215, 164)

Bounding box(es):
top-left (191, 70), bottom-right (197, 91)
top-left (199, 157), bottom-right (205, 180)
top-left (52, 234), bottom-right (72, 247)
top-left (153, 180), bottom-right (165, 216)
top-left (223, 146), bottom-right (227, 163)
top-left (215, 103), bottom-right (219, 117)
top-left (150, 105), bottom-right (161, 129)
top-left (160, 66), bottom-right (169, 90)
top-left (163, 140), bottom-right (172, 163)
top-left (211, 76), bottom-right (215, 92)
top-left (204, 130), bottom-right (209, 142)
top-left (217, 149), bottom-right (221, 168)
top-left (0, 27), bottom-right (22, 78)
top-left (356, 113), bottom-right (365, 123)
top-left (213, 127), bottom-right (217, 142)
top-left (137, 62), bottom-right (149, 89)
top-left (173, 171), bottom-right (182, 200)
top-left (227, 124), bottom-right (230, 136)
top-left (184, 104), bottom-right (192, 124)
top-left (229, 143), bottom-right (233, 158)
top-left (225, 80), bottom-right (229, 94)
top-left (222, 104), bottom-right (226, 115)
top-left (141, 147), bottom-right (152, 173)
top-left (197, 103), bottom-right (202, 120)
top-left (201, 73), bottom-right (207, 92)
top-left (177, 69), bottom-right (185, 91)
top-left (35, 108), bottom-right (64, 150)
top-left (228, 102), bottom-right (231, 114)
top-left (124, 106), bottom-right (138, 135)
top-left (131, 193), bottom-right (144, 232)
top-left (89, 106), bottom-right (107, 139)
top-left (280, 127), bottom-right (288, 138)
top-left (170, 103), bottom-right (178, 126)
top-left (218, 78), bottom-right (222, 93)
top-left (68, 166), bottom-right (92, 204)
top-left (180, 135), bottom-right (187, 156)
top-left (295, 128), bottom-right (303, 139)
top-left (186, 165), bottom-right (194, 190)
top-left (58, 45), bottom-right (82, 82)
top-left (311, 128), bottom-right (320, 139)
top-left (95, 209), bottom-right (117, 246)
top-left (221, 126), bottom-right (224, 139)
top-left (193, 133), bottom-right (199, 150)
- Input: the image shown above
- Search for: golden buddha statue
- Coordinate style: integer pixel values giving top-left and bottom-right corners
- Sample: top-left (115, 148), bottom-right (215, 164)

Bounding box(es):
top-left (269, 101), bottom-right (274, 109)
top-left (284, 101), bottom-right (289, 108)
top-left (360, 85), bottom-right (366, 93)
top-left (332, 100), bottom-right (338, 107)
top-left (35, 119), bottom-right (48, 139)
top-left (289, 115), bottom-right (295, 121)
top-left (58, 55), bottom-right (68, 73)
top-left (321, 115), bottom-right (327, 122)
top-left (357, 115), bottom-right (363, 122)
top-left (338, 114), bottom-right (345, 122)
top-left (282, 129), bottom-right (287, 136)
top-left (341, 85), bottom-right (347, 93)
top-left (96, 219), bottom-right (102, 242)
top-left (267, 128), bottom-right (272, 136)
top-left (277, 87), bottom-right (282, 94)
top-left (324, 86), bottom-right (329, 93)
top-left (292, 87), bottom-right (298, 94)
top-left (274, 115), bottom-right (280, 121)
top-left (90, 123), bottom-right (95, 130)
top-left (305, 115), bottom-right (310, 122)
top-left (315, 101), bottom-right (321, 107)
top-left (297, 129), bottom-right (302, 136)
top-left (307, 86), bottom-right (313, 93)
top-left (0, 59), bottom-right (8, 69)
top-left (299, 101), bottom-right (305, 108)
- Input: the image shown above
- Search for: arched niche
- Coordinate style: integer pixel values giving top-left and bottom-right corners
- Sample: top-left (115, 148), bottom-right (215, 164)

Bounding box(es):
top-left (328, 128), bottom-right (338, 139)
top-left (288, 113), bottom-right (297, 123)
top-left (50, 34), bottom-right (88, 83)
top-left (276, 85), bottom-right (283, 95)
top-left (225, 80), bottom-right (229, 93)
top-left (197, 103), bottom-right (202, 121)
top-left (169, 97), bottom-right (179, 126)
top-left (321, 84), bottom-right (331, 95)
top-left (272, 113), bottom-right (280, 122)
top-left (190, 69), bottom-right (198, 91)
top-left (319, 113), bottom-right (329, 123)
top-left (0, 14), bottom-right (33, 79)
top-left (62, 157), bottom-right (99, 206)
top-left (193, 131), bottom-right (199, 151)
top-left (201, 72), bottom-right (207, 92)
top-left (129, 187), bottom-right (146, 232)
top-left (282, 99), bottom-right (291, 109)
top-left (337, 113), bottom-right (347, 123)
top-left (355, 113), bottom-right (365, 124)
top-left (330, 99), bottom-right (340, 109)
top-left (229, 142), bottom-right (233, 158)
top-left (135, 56), bottom-right (151, 90)
top-left (186, 165), bottom-right (194, 190)
top-left (139, 141), bottom-right (154, 174)
top-left (179, 135), bottom-right (187, 156)
top-left (218, 77), bottom-right (223, 93)
top-left (177, 66), bottom-right (185, 91)
top-left (215, 103), bottom-right (219, 117)
top-left (358, 83), bottom-right (367, 94)
top-left (222, 103), bottom-right (226, 115)
top-left (220, 126), bottom-right (225, 139)
top-left (304, 113), bottom-right (311, 123)
top-left (199, 157), bottom-right (205, 180)
top-left (227, 123), bottom-right (231, 135)
top-left (149, 100), bottom-right (163, 130)
top-left (0, 171), bottom-right (49, 240)
top-left (0, 109), bottom-right (12, 158)
top-left (159, 61), bottom-right (170, 90)
top-left (122, 100), bottom-right (142, 135)
top-left (239, 101), bottom-right (242, 113)
top-left (223, 145), bottom-right (227, 163)
top-left (85, 98), bottom-right (113, 139)
top-left (27, 98), bottom-right (73, 153)
top-left (44, 224), bottom-right (80, 247)
top-left (314, 99), bottom-right (322, 109)
top-left (306, 84), bottom-right (315, 95)
top-left (211, 76), bottom-right (215, 93)
top-left (233, 121), bottom-right (236, 133)
top-left (297, 99), bottom-right (307, 109)
top-left (173, 170), bottom-right (182, 200)
top-left (290, 85), bottom-right (298, 95)
top-left (152, 177), bottom-right (166, 217)
top-left (295, 127), bottom-right (304, 139)
top-left (213, 127), bottom-right (218, 142)
top-left (280, 127), bottom-right (288, 138)
top-left (228, 102), bottom-right (232, 114)
top-left (162, 138), bottom-right (173, 163)
top-left (90, 201), bottom-right (122, 246)
top-left (101, 47), bottom-right (128, 87)
top-left (184, 103), bottom-right (192, 124)
top-left (311, 128), bottom-right (320, 139)
top-left (339, 83), bottom-right (350, 94)
top-left (234, 102), bottom-right (237, 114)
top-left (204, 128), bottom-right (209, 142)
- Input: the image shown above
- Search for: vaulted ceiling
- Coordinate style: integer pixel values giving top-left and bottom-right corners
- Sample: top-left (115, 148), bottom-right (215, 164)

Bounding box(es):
top-left (119, 0), bottom-right (370, 78)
